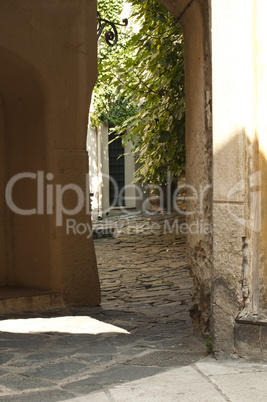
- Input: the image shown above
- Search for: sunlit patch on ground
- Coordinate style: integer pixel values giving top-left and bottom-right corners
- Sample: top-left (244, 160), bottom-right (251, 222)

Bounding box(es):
top-left (0, 316), bottom-right (130, 335)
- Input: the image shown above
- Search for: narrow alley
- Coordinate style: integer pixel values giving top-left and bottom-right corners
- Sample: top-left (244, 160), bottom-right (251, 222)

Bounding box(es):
top-left (0, 212), bottom-right (208, 401)
top-left (0, 212), bottom-right (266, 401)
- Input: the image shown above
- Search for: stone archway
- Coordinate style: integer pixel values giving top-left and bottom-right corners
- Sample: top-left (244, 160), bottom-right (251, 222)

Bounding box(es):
top-left (1, 0), bottom-right (265, 359)
top-left (0, 0), bottom-right (101, 311)
top-left (0, 48), bottom-right (49, 290)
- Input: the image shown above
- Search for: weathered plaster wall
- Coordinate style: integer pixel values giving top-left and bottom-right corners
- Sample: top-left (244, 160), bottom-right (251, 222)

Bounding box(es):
top-left (255, 0), bottom-right (267, 311)
top-left (159, 0), bottom-right (213, 333)
top-left (211, 0), bottom-right (255, 355)
top-left (160, 0), bottom-right (267, 359)
top-left (87, 123), bottom-right (136, 215)
top-left (87, 123), bottom-right (110, 215)
top-left (100, 124), bottom-right (110, 214)
top-left (0, 0), bottom-right (101, 306)
top-left (182, 0), bottom-right (212, 334)
top-left (124, 142), bottom-right (137, 209)
top-left (213, 0), bottom-right (267, 359)
top-left (87, 125), bottom-right (99, 212)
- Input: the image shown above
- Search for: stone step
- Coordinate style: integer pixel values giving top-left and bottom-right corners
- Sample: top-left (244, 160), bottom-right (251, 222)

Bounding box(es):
top-left (0, 287), bottom-right (65, 315)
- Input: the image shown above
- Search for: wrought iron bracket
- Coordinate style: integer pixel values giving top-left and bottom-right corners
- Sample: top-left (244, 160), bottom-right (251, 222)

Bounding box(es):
top-left (97, 12), bottom-right (128, 46)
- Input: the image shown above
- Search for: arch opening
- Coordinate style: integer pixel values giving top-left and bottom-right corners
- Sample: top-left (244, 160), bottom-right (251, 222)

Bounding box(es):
top-left (91, 0), bottom-right (213, 335)
top-left (0, 48), bottom-right (50, 296)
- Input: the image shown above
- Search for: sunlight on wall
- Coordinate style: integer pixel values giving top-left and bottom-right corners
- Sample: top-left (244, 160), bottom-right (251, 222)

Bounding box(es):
top-left (256, 1), bottom-right (267, 160)
top-left (212, 0), bottom-right (254, 154)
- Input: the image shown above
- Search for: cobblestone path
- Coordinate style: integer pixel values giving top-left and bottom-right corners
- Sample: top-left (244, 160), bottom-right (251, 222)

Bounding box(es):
top-left (94, 212), bottom-right (194, 334)
top-left (0, 213), bottom-right (207, 401)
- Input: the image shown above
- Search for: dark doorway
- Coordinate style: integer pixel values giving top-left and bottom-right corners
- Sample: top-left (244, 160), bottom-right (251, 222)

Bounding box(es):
top-left (108, 131), bottom-right (125, 206)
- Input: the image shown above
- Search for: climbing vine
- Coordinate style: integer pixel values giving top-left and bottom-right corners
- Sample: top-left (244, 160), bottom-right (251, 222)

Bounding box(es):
top-left (91, 0), bottom-right (136, 128)
top-left (92, 0), bottom-right (185, 184)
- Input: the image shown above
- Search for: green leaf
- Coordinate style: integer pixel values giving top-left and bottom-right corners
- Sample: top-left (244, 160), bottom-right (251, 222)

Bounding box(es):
top-left (93, 0), bottom-right (185, 184)
top-left (158, 131), bottom-right (170, 143)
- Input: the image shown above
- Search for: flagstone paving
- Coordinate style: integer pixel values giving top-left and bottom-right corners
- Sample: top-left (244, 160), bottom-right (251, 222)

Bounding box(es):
top-left (0, 212), bottom-right (208, 401)
top-left (94, 212), bottom-right (195, 326)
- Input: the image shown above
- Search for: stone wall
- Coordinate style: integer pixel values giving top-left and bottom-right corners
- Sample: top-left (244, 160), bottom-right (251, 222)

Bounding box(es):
top-left (160, 0), bottom-right (267, 359)
top-left (159, 0), bottom-right (213, 334)
top-left (0, 0), bottom-right (101, 307)
top-left (87, 123), bottom-right (137, 217)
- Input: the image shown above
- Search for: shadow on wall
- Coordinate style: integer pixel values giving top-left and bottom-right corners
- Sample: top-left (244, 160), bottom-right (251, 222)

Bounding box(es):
top-left (211, 128), bottom-right (267, 355)
top-left (0, 47), bottom-right (50, 290)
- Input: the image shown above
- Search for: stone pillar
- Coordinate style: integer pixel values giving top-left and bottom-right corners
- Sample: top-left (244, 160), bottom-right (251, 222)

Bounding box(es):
top-left (211, 0), bottom-right (254, 355)
top-left (159, 0), bottom-right (267, 359)
top-left (181, 0), bottom-right (212, 334)
top-left (255, 0), bottom-right (267, 311)
top-left (158, 0), bottom-right (213, 333)
top-left (0, 0), bottom-right (101, 306)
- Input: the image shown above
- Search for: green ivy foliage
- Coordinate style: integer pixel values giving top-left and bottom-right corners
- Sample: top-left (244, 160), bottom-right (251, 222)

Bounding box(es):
top-left (91, 0), bottom-right (135, 128)
top-left (92, 0), bottom-right (185, 184)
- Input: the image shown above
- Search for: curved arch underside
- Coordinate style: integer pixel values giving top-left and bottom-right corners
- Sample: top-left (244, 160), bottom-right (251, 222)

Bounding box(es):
top-left (0, 47), bottom-right (49, 289)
